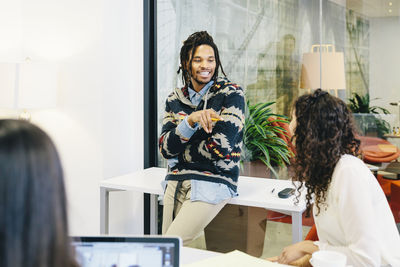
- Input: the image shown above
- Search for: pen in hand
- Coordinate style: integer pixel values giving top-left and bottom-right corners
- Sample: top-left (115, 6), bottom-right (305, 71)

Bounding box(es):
top-left (180, 117), bottom-right (223, 122)
top-left (211, 118), bottom-right (223, 122)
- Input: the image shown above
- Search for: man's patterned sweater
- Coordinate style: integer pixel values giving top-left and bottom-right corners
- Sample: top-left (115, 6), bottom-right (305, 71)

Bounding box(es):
top-left (159, 77), bottom-right (245, 192)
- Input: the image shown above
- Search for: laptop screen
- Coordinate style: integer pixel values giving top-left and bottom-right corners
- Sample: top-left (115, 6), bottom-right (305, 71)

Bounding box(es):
top-left (71, 236), bottom-right (180, 267)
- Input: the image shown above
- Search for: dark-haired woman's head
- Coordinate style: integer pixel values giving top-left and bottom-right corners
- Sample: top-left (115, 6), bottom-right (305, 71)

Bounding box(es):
top-left (178, 31), bottom-right (226, 88)
top-left (0, 119), bottom-right (77, 267)
top-left (291, 89), bottom-right (360, 215)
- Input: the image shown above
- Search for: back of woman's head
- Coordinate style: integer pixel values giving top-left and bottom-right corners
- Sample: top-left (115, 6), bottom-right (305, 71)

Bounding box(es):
top-left (0, 119), bottom-right (77, 267)
top-left (292, 89), bottom-right (360, 215)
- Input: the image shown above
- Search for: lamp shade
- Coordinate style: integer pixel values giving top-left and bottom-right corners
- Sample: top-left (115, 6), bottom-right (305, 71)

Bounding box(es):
top-left (17, 61), bottom-right (58, 109)
top-left (0, 61), bottom-right (57, 109)
top-left (0, 63), bottom-right (17, 108)
top-left (300, 51), bottom-right (346, 90)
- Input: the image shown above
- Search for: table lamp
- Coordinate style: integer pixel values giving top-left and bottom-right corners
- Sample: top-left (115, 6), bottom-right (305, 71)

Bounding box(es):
top-left (300, 44), bottom-right (346, 97)
top-left (0, 58), bottom-right (57, 120)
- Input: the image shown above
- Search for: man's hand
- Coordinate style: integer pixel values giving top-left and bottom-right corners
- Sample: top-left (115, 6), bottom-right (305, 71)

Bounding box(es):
top-left (187, 109), bottom-right (223, 133)
top-left (277, 240), bottom-right (318, 265)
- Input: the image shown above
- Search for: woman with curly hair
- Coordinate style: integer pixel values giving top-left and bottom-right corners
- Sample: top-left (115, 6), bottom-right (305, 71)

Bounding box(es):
top-left (273, 89), bottom-right (400, 266)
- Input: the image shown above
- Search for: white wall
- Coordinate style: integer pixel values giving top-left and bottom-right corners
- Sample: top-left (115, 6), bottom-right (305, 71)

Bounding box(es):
top-left (0, 1), bottom-right (22, 61)
top-left (370, 16), bottom-right (400, 127)
top-left (0, 0), bottom-right (144, 235)
top-left (102, 0), bottom-right (144, 235)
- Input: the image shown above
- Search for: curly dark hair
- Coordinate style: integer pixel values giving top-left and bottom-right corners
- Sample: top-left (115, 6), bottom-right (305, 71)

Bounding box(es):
top-left (292, 89), bottom-right (360, 216)
top-left (178, 31), bottom-right (226, 87)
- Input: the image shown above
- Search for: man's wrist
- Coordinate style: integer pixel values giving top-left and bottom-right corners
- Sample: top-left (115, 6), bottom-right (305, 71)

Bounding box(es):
top-left (179, 117), bottom-right (197, 138)
top-left (187, 115), bottom-right (195, 127)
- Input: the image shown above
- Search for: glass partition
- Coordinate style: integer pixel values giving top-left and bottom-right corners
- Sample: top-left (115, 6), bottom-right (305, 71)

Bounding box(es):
top-left (327, 1), bottom-right (400, 135)
top-left (154, 0), bottom-right (400, 256)
top-left (157, 0), bottom-right (321, 172)
top-left (156, 0), bottom-right (400, 172)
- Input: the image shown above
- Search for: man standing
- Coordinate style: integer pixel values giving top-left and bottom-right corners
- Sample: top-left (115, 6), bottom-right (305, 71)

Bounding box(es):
top-left (159, 31), bottom-right (245, 245)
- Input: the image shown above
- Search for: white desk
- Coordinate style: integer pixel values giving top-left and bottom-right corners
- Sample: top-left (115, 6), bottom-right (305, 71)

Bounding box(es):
top-left (181, 247), bottom-right (292, 266)
top-left (100, 167), bottom-right (307, 243)
top-left (181, 247), bottom-right (221, 264)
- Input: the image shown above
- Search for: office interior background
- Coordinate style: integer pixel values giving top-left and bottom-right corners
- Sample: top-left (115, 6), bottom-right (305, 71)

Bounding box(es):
top-left (157, 0), bottom-right (400, 165)
top-left (0, 0), bottom-right (399, 250)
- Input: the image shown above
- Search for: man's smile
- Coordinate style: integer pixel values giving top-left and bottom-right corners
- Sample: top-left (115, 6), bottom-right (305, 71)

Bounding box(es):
top-left (198, 71), bottom-right (212, 78)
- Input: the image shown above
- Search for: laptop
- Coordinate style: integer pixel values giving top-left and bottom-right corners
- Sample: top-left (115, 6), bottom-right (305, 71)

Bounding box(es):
top-left (71, 236), bottom-right (181, 267)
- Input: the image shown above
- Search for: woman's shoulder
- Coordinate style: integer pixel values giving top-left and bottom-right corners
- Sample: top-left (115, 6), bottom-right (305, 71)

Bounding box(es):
top-left (332, 154), bottom-right (374, 186)
top-left (335, 154), bottom-right (370, 173)
top-left (337, 154), bottom-right (364, 167)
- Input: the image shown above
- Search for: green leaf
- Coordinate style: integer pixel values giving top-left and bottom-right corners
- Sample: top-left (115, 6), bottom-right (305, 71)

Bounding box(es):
top-left (251, 140), bottom-right (270, 163)
top-left (255, 124), bottom-right (267, 138)
top-left (252, 102), bottom-right (274, 117)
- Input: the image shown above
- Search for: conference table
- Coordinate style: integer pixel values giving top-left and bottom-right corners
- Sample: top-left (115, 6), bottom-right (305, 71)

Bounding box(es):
top-left (181, 247), bottom-right (292, 266)
top-left (100, 167), bottom-right (307, 244)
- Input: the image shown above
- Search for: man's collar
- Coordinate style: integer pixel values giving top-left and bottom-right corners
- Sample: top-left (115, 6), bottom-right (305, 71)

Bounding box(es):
top-left (188, 80), bottom-right (214, 100)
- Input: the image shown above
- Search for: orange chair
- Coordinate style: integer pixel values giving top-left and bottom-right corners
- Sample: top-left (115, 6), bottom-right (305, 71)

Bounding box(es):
top-left (304, 224), bottom-right (318, 241)
top-left (358, 136), bottom-right (400, 164)
top-left (359, 136), bottom-right (400, 196)
top-left (390, 183), bottom-right (400, 223)
top-left (266, 210), bottom-right (315, 227)
top-left (376, 174), bottom-right (400, 197)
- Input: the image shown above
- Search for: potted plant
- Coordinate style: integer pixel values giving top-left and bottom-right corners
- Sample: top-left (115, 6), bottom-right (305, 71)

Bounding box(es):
top-left (241, 101), bottom-right (293, 178)
top-left (348, 93), bottom-right (391, 138)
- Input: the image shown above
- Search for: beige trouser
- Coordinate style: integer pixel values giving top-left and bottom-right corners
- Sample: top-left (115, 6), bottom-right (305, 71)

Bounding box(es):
top-left (162, 180), bottom-right (229, 246)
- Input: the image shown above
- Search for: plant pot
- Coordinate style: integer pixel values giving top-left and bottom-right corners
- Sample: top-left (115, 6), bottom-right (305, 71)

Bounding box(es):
top-left (204, 161), bottom-right (291, 256)
top-left (204, 160), bottom-right (272, 257)
top-left (241, 160), bottom-right (273, 178)
top-left (204, 204), bottom-right (267, 257)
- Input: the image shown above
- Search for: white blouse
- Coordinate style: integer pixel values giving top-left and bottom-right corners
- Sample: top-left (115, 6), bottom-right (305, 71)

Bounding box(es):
top-left (314, 155), bottom-right (400, 267)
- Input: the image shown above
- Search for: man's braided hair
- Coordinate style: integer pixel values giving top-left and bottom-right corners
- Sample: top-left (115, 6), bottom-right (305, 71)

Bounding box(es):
top-left (178, 31), bottom-right (226, 88)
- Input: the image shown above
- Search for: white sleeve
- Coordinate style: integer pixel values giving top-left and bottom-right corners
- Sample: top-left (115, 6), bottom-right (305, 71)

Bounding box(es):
top-left (315, 163), bottom-right (381, 266)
